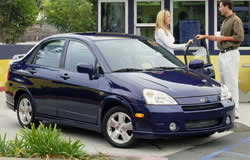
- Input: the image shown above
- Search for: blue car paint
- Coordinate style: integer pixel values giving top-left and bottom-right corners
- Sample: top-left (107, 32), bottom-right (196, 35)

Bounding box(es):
top-left (5, 33), bottom-right (234, 139)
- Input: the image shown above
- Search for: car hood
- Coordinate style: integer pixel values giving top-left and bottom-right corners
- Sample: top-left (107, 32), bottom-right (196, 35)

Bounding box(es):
top-left (110, 69), bottom-right (221, 98)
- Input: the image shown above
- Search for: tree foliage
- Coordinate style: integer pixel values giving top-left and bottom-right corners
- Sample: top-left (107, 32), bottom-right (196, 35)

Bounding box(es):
top-left (43, 0), bottom-right (96, 33)
top-left (0, 0), bottom-right (38, 44)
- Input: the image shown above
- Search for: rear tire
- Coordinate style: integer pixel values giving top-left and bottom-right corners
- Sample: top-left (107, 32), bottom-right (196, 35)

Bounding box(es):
top-left (16, 94), bottom-right (39, 128)
top-left (102, 106), bottom-right (136, 148)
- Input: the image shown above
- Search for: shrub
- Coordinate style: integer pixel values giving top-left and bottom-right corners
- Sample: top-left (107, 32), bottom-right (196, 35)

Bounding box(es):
top-left (0, 123), bottom-right (97, 159)
top-left (19, 123), bottom-right (89, 159)
top-left (8, 135), bottom-right (26, 157)
top-left (0, 133), bottom-right (25, 157)
top-left (43, 0), bottom-right (96, 33)
top-left (0, 122), bottom-right (113, 160)
top-left (0, 133), bottom-right (9, 156)
top-left (0, 0), bottom-right (38, 44)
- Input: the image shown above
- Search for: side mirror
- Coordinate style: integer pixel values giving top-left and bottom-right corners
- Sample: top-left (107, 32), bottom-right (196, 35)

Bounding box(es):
top-left (77, 64), bottom-right (94, 79)
top-left (189, 59), bottom-right (204, 69)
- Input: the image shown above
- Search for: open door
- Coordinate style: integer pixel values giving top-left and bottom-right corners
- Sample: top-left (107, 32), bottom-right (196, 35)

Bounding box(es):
top-left (184, 39), bottom-right (215, 79)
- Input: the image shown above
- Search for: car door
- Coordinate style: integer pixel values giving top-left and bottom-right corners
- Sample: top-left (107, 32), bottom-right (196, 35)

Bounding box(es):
top-left (26, 39), bottom-right (66, 116)
top-left (184, 39), bottom-right (215, 79)
top-left (56, 40), bottom-right (102, 124)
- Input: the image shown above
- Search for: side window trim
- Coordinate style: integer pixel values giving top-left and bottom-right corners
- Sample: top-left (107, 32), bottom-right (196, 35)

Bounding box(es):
top-left (59, 39), bottom-right (69, 68)
top-left (26, 45), bottom-right (41, 65)
top-left (61, 39), bottom-right (70, 68)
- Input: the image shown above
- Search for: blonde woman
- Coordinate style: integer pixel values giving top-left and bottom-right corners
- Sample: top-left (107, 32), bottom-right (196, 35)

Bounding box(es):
top-left (155, 9), bottom-right (193, 55)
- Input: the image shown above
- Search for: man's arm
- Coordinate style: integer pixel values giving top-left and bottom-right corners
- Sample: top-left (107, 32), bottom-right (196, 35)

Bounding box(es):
top-left (196, 35), bottom-right (240, 42)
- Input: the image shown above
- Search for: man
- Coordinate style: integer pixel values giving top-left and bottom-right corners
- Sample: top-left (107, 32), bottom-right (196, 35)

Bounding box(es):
top-left (196, 0), bottom-right (244, 119)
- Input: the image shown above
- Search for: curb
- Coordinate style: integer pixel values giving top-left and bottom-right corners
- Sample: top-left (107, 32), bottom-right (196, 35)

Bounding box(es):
top-left (0, 156), bottom-right (168, 160)
top-left (233, 122), bottom-right (250, 132)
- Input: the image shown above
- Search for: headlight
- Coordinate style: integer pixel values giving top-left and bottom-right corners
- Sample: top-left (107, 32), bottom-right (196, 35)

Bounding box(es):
top-left (143, 89), bottom-right (177, 105)
top-left (221, 84), bottom-right (232, 100)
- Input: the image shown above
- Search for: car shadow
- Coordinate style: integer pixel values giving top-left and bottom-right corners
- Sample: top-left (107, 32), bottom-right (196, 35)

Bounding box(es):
top-left (40, 121), bottom-right (231, 151)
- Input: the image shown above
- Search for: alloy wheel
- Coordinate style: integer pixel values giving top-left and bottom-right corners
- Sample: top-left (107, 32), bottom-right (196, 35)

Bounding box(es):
top-left (106, 112), bottom-right (133, 144)
top-left (18, 97), bottom-right (33, 125)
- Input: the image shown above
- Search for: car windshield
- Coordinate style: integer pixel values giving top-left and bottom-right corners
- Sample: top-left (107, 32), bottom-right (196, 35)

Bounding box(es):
top-left (95, 39), bottom-right (186, 72)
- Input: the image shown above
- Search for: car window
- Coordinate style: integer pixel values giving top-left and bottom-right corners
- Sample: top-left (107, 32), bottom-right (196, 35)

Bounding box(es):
top-left (65, 41), bottom-right (96, 72)
top-left (33, 40), bottom-right (65, 68)
top-left (185, 39), bottom-right (210, 65)
top-left (95, 39), bottom-right (186, 71)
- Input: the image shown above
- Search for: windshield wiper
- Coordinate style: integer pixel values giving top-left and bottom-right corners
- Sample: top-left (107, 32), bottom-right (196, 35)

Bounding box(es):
top-left (113, 68), bottom-right (143, 72)
top-left (146, 66), bottom-right (186, 71)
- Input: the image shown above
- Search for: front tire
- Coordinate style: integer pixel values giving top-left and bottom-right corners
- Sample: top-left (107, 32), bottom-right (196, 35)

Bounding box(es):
top-left (16, 94), bottom-right (38, 128)
top-left (102, 106), bottom-right (136, 148)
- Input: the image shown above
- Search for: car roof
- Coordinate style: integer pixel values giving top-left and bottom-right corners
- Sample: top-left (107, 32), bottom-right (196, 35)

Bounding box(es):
top-left (47, 32), bottom-right (148, 41)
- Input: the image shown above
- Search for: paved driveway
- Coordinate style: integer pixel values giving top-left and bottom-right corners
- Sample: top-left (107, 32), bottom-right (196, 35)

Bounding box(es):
top-left (1, 91), bottom-right (250, 160)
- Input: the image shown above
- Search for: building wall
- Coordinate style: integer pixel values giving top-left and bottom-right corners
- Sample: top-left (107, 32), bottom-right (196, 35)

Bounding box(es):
top-left (97, 0), bottom-right (250, 54)
top-left (0, 45), bottom-right (33, 91)
top-left (97, 0), bottom-right (250, 102)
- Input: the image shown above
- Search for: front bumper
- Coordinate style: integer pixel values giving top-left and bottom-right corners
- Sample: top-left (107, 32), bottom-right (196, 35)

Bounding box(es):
top-left (133, 99), bottom-right (234, 139)
top-left (134, 125), bottom-right (233, 139)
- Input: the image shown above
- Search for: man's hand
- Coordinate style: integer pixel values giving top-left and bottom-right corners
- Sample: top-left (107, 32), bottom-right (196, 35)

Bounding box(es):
top-left (196, 34), bottom-right (225, 42)
top-left (196, 35), bottom-right (206, 40)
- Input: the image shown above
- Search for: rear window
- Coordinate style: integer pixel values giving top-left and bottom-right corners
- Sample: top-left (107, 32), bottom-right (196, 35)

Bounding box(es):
top-left (33, 40), bottom-right (65, 68)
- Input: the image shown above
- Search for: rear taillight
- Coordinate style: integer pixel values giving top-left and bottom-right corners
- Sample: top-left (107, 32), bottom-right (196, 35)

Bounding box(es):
top-left (7, 69), bottom-right (10, 80)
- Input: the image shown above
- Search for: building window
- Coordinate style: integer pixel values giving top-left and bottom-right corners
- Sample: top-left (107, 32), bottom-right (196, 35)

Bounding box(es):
top-left (171, 0), bottom-right (208, 44)
top-left (136, 27), bottom-right (155, 40)
top-left (98, 0), bottom-right (128, 33)
top-left (215, 0), bottom-right (249, 48)
top-left (134, 0), bottom-right (164, 40)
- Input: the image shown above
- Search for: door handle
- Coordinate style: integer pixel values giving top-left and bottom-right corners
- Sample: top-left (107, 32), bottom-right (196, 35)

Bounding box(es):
top-left (60, 73), bottom-right (70, 80)
top-left (28, 68), bottom-right (36, 74)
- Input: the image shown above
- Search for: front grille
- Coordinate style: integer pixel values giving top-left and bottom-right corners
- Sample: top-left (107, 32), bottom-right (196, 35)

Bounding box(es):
top-left (185, 119), bottom-right (221, 129)
top-left (182, 103), bottom-right (223, 111)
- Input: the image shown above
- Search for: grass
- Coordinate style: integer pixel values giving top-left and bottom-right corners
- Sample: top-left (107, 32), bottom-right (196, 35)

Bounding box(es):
top-left (0, 133), bottom-right (9, 157)
top-left (0, 133), bottom-right (25, 157)
top-left (0, 123), bottom-right (109, 160)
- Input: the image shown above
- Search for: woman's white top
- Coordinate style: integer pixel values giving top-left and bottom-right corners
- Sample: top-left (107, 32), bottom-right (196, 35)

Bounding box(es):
top-left (155, 28), bottom-right (186, 55)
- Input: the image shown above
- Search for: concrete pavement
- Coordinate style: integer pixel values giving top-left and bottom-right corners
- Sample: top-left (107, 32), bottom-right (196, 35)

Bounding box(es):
top-left (0, 91), bottom-right (250, 160)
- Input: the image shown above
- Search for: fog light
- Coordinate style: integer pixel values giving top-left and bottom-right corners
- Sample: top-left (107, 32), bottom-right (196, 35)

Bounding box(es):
top-left (169, 122), bottom-right (177, 131)
top-left (226, 116), bottom-right (231, 125)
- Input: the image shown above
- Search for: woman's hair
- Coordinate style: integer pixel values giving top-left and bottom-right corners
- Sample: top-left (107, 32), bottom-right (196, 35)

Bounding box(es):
top-left (155, 9), bottom-right (170, 37)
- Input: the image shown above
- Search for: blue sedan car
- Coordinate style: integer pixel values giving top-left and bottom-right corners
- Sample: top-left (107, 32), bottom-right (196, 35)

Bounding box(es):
top-left (5, 33), bottom-right (234, 148)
